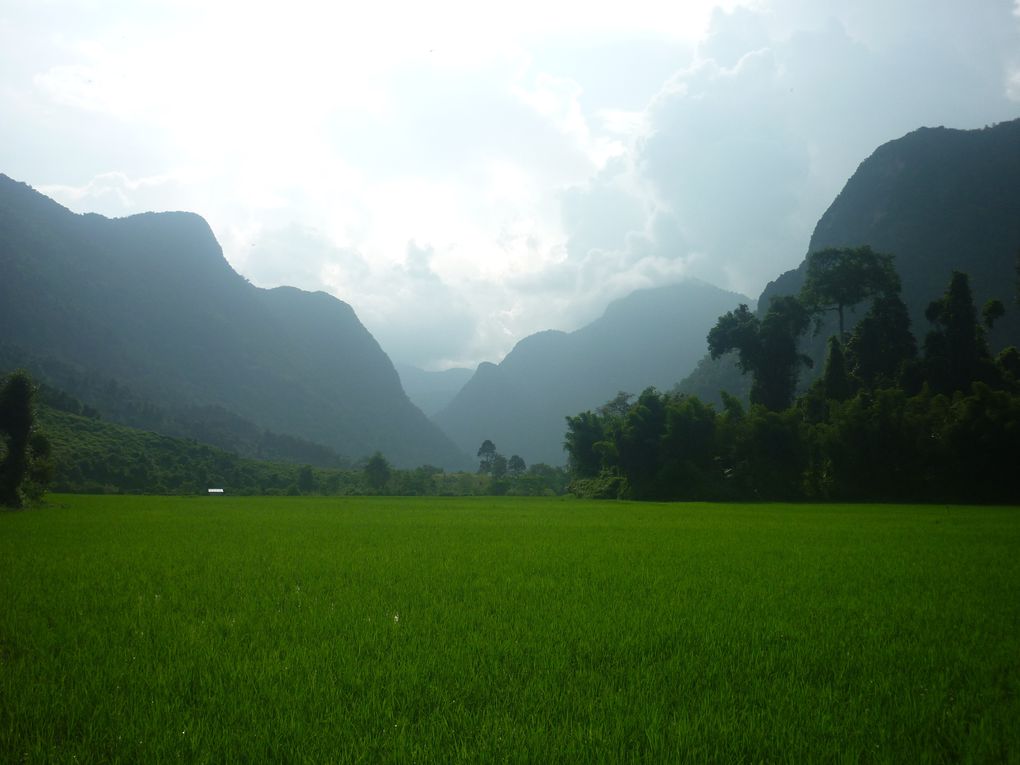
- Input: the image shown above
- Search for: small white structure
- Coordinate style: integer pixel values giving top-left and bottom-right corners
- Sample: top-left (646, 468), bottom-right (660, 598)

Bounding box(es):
top-left (208, 488), bottom-right (225, 495)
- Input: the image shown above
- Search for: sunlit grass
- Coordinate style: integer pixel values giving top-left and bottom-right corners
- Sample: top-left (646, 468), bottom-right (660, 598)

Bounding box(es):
top-left (2, 496), bottom-right (1018, 762)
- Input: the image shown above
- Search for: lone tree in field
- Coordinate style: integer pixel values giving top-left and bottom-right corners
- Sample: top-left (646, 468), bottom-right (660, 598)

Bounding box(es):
top-left (0, 370), bottom-right (52, 508)
top-left (800, 246), bottom-right (899, 342)
top-left (707, 296), bottom-right (812, 411)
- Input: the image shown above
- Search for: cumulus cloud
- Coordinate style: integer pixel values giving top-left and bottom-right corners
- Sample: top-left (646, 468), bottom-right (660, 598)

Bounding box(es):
top-left (38, 171), bottom-right (188, 213)
top-left (554, 1), bottom-right (1020, 300)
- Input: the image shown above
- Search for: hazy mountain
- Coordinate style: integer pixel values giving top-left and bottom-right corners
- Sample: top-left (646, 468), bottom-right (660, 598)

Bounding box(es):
top-left (434, 280), bottom-right (750, 465)
top-left (396, 364), bottom-right (474, 417)
top-left (680, 118), bottom-right (1020, 404)
top-left (0, 175), bottom-right (467, 468)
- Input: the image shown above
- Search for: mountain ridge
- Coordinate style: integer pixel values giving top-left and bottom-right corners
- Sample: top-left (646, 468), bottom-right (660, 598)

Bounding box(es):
top-left (434, 280), bottom-right (750, 465)
top-left (0, 174), bottom-right (467, 469)
top-left (679, 118), bottom-right (1020, 403)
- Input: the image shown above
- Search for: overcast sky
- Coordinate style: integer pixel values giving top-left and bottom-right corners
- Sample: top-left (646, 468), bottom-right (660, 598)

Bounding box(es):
top-left (3, 0), bottom-right (1019, 369)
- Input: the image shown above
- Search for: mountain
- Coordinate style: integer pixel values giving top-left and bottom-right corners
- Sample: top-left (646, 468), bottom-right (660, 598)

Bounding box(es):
top-left (680, 118), bottom-right (1020, 403)
top-left (433, 281), bottom-right (750, 465)
top-left (0, 174), bottom-right (467, 469)
top-left (396, 364), bottom-right (474, 417)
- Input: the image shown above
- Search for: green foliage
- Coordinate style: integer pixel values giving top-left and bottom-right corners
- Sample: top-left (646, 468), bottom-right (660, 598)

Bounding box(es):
top-left (923, 271), bottom-right (995, 393)
top-left (708, 297), bottom-right (812, 411)
top-left (37, 402), bottom-right (565, 498)
top-left (568, 268), bottom-right (1020, 503)
top-left (801, 246), bottom-right (899, 340)
top-left (476, 439), bottom-right (496, 473)
top-left (567, 472), bottom-right (628, 499)
top-left (1, 344), bottom-right (353, 469)
top-left (983, 298), bottom-right (1006, 330)
top-left (507, 454), bottom-right (526, 478)
top-left (364, 452), bottom-right (392, 493)
top-left (0, 370), bottom-right (52, 507)
top-left (563, 411), bottom-right (606, 478)
top-left (844, 290), bottom-right (917, 388)
top-left (821, 337), bottom-right (852, 402)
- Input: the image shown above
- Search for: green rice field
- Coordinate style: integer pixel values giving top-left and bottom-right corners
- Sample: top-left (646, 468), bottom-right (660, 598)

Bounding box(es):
top-left (2, 495), bottom-right (1019, 762)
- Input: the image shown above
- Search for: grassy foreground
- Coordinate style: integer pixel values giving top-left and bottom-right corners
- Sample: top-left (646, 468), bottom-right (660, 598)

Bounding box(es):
top-left (2, 496), bottom-right (1018, 762)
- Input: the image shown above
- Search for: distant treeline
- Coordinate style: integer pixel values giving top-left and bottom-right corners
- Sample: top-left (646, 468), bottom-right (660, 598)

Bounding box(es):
top-left (565, 252), bottom-right (1020, 504)
top-left (34, 402), bottom-right (567, 498)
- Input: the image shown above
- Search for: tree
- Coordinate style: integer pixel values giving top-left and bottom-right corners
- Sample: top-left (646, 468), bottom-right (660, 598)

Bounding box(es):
top-left (821, 337), bottom-right (852, 402)
top-left (845, 290), bottom-right (916, 388)
top-left (476, 439), bottom-right (497, 474)
top-left (297, 464), bottom-right (315, 494)
top-left (708, 297), bottom-right (812, 411)
top-left (616, 388), bottom-right (669, 498)
top-left (0, 370), bottom-right (51, 507)
top-left (598, 391), bottom-right (633, 419)
top-left (491, 453), bottom-right (508, 480)
top-left (983, 299), bottom-right (1005, 330)
top-left (364, 452), bottom-right (391, 493)
top-left (507, 454), bottom-right (526, 478)
top-left (800, 246), bottom-right (899, 341)
top-left (923, 271), bottom-right (993, 393)
top-left (563, 411), bottom-right (607, 478)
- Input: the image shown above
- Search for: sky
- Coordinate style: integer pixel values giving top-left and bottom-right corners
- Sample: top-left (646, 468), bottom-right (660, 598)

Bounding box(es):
top-left (2, 0), bottom-right (1019, 369)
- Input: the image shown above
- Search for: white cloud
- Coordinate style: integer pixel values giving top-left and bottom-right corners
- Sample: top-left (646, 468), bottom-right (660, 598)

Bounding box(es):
top-left (1010, 69), bottom-right (1020, 102)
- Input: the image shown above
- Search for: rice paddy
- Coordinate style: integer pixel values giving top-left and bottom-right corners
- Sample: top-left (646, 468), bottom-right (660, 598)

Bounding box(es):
top-left (2, 495), bottom-right (1018, 762)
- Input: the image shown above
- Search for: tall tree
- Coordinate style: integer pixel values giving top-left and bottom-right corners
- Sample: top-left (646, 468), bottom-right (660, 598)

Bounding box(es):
top-left (563, 412), bottom-right (607, 478)
top-left (983, 299), bottom-right (1005, 330)
top-left (708, 297), bottom-right (812, 411)
top-left (822, 337), bottom-right (852, 402)
top-left (617, 388), bottom-right (669, 498)
top-left (0, 370), bottom-right (46, 507)
top-left (923, 271), bottom-right (992, 393)
top-left (476, 439), bottom-right (497, 474)
top-left (491, 454), bottom-right (508, 480)
top-left (844, 290), bottom-right (917, 388)
top-left (507, 454), bottom-right (526, 478)
top-left (364, 452), bottom-right (391, 492)
top-left (800, 246), bottom-right (899, 341)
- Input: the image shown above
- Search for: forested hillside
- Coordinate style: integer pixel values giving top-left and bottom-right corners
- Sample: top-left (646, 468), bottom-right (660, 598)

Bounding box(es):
top-left (568, 265), bottom-right (1020, 504)
top-left (27, 385), bottom-right (567, 498)
top-left (680, 119), bottom-right (1020, 405)
top-left (0, 175), bottom-right (466, 468)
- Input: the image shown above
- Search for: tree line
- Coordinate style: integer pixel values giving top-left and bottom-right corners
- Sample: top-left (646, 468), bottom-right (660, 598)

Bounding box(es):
top-left (564, 247), bottom-right (1020, 503)
top-left (0, 377), bottom-right (568, 504)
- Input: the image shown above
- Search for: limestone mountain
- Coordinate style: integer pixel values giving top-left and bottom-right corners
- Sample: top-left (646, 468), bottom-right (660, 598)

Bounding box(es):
top-left (0, 174), bottom-right (466, 468)
top-left (680, 118), bottom-right (1020, 404)
top-left (434, 281), bottom-right (749, 465)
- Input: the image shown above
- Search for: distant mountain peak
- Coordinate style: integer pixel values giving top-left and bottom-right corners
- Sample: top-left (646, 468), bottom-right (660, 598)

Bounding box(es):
top-left (0, 173), bottom-right (468, 468)
top-left (435, 279), bottom-right (750, 465)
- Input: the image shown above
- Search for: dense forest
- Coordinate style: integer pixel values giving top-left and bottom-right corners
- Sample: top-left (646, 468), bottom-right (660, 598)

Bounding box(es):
top-left (565, 251), bottom-right (1020, 504)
